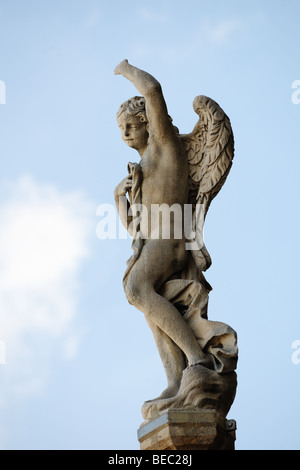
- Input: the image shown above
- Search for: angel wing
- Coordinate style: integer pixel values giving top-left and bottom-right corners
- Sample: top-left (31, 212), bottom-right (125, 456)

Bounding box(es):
top-left (180, 95), bottom-right (234, 272)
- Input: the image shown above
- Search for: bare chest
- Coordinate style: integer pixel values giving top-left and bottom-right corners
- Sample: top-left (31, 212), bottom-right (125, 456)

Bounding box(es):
top-left (139, 150), bottom-right (189, 205)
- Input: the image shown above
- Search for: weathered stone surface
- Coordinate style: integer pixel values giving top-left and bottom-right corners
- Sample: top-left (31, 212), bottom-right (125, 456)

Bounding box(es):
top-left (114, 60), bottom-right (238, 442)
top-left (142, 364), bottom-right (237, 423)
top-left (138, 409), bottom-right (236, 450)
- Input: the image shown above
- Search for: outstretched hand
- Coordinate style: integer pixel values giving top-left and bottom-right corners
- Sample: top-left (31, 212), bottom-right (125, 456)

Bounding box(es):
top-left (114, 59), bottom-right (129, 76)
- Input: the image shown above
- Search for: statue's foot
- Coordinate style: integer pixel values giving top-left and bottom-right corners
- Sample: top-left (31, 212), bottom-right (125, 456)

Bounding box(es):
top-left (142, 362), bottom-right (238, 422)
top-left (156, 382), bottom-right (181, 400)
top-left (145, 381), bottom-right (181, 403)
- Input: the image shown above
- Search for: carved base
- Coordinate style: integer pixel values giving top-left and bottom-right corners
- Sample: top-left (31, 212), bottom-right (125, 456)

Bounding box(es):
top-left (138, 409), bottom-right (236, 450)
top-left (141, 364), bottom-right (237, 424)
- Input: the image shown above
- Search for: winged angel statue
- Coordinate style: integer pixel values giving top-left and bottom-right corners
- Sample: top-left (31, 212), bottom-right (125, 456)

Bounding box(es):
top-left (114, 60), bottom-right (238, 421)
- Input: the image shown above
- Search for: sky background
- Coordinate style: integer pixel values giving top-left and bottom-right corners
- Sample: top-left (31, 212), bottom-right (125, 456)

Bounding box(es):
top-left (0, 0), bottom-right (299, 450)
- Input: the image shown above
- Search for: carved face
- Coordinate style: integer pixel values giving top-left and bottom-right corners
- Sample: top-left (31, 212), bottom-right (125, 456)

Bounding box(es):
top-left (117, 113), bottom-right (148, 152)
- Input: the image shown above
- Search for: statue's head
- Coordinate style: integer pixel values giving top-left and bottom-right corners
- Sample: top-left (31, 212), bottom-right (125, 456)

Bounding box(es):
top-left (116, 96), bottom-right (179, 153)
top-left (117, 96), bottom-right (149, 153)
top-left (117, 96), bottom-right (147, 123)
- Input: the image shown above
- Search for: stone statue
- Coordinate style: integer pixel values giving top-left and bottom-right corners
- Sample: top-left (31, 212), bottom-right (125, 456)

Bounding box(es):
top-left (114, 60), bottom-right (238, 425)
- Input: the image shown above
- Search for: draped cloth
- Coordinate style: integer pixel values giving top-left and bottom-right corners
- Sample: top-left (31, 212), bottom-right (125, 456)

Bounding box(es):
top-left (122, 162), bottom-right (143, 289)
top-left (160, 279), bottom-right (238, 374)
top-left (122, 161), bottom-right (238, 374)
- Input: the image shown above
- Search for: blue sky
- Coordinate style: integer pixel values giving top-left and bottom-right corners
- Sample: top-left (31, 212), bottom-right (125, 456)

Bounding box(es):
top-left (0, 0), bottom-right (299, 450)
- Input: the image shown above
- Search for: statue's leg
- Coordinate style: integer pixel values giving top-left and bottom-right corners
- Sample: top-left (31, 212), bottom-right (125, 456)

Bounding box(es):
top-left (124, 239), bottom-right (208, 367)
top-left (145, 317), bottom-right (186, 399)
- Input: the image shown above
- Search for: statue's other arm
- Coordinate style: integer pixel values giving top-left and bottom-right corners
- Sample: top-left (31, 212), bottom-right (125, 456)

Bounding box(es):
top-left (114, 60), bottom-right (176, 141)
top-left (114, 176), bottom-right (133, 236)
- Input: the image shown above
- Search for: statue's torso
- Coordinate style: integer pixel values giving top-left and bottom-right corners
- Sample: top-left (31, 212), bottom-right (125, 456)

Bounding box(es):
top-left (138, 140), bottom-right (189, 241)
top-left (140, 141), bottom-right (189, 208)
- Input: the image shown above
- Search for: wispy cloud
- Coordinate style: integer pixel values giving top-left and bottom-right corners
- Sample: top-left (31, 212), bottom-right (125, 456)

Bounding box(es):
top-left (138, 6), bottom-right (168, 23)
top-left (84, 7), bottom-right (101, 29)
top-left (202, 19), bottom-right (242, 44)
top-left (129, 17), bottom-right (244, 64)
top-left (0, 175), bottom-right (93, 407)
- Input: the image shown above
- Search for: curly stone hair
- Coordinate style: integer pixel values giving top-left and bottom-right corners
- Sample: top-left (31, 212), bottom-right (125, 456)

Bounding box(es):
top-left (116, 95), bottom-right (179, 133)
top-left (116, 96), bottom-right (147, 123)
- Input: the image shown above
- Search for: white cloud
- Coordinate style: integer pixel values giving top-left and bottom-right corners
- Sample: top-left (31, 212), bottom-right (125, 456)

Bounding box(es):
top-left (63, 334), bottom-right (81, 361)
top-left (0, 175), bottom-right (93, 405)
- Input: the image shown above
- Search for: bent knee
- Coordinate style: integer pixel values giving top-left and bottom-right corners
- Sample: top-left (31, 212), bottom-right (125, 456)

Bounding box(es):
top-left (124, 279), bottom-right (145, 307)
top-left (124, 276), bottom-right (156, 309)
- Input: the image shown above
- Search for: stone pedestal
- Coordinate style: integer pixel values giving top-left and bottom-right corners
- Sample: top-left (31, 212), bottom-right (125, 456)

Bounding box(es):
top-left (137, 409), bottom-right (236, 450)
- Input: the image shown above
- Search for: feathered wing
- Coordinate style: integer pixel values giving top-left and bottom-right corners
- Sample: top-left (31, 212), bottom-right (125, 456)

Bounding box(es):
top-left (180, 95), bottom-right (234, 272)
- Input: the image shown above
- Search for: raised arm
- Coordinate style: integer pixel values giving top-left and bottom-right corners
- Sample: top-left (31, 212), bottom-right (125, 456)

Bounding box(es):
top-left (114, 60), bottom-right (175, 140)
